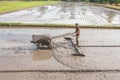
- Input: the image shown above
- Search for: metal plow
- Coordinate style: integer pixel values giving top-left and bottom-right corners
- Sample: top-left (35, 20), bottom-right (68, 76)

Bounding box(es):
top-left (64, 37), bottom-right (85, 56)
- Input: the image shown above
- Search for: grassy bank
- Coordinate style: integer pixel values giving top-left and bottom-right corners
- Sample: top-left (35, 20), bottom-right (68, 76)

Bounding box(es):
top-left (0, 1), bottom-right (59, 14)
top-left (92, 3), bottom-right (120, 10)
top-left (101, 4), bottom-right (120, 10)
top-left (0, 22), bottom-right (120, 29)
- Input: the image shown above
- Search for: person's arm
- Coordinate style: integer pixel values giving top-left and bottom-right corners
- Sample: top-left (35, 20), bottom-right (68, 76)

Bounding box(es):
top-left (71, 27), bottom-right (76, 34)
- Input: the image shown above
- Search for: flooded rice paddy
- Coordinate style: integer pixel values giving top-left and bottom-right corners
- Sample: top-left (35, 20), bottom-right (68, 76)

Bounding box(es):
top-left (0, 2), bottom-right (120, 79)
top-left (0, 28), bottom-right (120, 79)
top-left (0, 2), bottom-right (120, 25)
top-left (0, 28), bottom-right (120, 70)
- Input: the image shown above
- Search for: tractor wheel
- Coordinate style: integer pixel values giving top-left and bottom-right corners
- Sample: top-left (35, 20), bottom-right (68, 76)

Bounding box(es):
top-left (37, 42), bottom-right (41, 49)
top-left (48, 44), bottom-right (52, 49)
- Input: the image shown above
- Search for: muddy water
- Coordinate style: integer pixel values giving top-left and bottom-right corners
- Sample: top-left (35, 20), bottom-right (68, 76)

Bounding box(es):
top-left (0, 2), bottom-right (120, 25)
top-left (0, 28), bottom-right (74, 71)
top-left (0, 28), bottom-right (120, 71)
top-left (1, 72), bottom-right (120, 80)
top-left (1, 28), bottom-right (120, 80)
top-left (32, 50), bottom-right (52, 60)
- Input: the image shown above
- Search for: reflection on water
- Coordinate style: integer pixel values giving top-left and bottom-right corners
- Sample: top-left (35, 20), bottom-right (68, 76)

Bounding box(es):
top-left (32, 50), bottom-right (52, 61)
top-left (106, 11), bottom-right (116, 23)
top-left (0, 2), bottom-right (120, 25)
top-left (38, 6), bottom-right (47, 18)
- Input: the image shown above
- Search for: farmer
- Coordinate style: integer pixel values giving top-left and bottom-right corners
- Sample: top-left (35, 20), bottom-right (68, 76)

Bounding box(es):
top-left (74, 23), bottom-right (80, 47)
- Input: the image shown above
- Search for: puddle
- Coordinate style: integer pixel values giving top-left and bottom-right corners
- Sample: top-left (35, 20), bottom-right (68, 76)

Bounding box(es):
top-left (32, 50), bottom-right (52, 61)
top-left (0, 2), bottom-right (120, 25)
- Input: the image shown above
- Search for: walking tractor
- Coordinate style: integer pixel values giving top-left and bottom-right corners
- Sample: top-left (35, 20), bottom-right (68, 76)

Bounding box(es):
top-left (31, 35), bottom-right (52, 49)
top-left (31, 33), bottom-right (85, 56)
top-left (31, 33), bottom-right (72, 49)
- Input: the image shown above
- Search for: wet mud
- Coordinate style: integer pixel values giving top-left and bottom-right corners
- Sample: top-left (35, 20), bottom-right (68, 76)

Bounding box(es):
top-left (0, 2), bottom-right (120, 25)
top-left (0, 28), bottom-right (120, 80)
top-left (32, 50), bottom-right (52, 60)
top-left (0, 72), bottom-right (120, 80)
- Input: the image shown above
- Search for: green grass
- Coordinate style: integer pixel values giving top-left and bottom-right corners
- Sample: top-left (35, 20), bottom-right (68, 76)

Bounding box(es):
top-left (0, 22), bottom-right (120, 29)
top-left (0, 1), bottom-right (59, 14)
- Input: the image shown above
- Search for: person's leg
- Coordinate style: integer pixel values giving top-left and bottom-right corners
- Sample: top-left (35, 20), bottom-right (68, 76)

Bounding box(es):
top-left (76, 35), bottom-right (79, 46)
